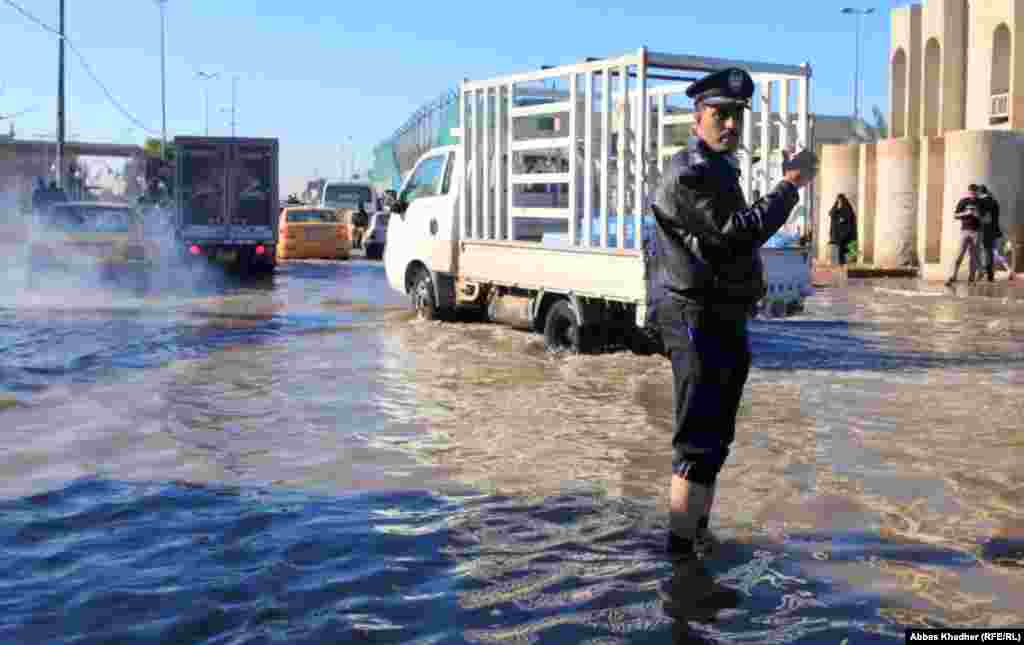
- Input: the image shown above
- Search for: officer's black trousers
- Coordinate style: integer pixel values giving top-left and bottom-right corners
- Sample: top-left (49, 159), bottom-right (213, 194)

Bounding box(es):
top-left (663, 308), bottom-right (751, 486)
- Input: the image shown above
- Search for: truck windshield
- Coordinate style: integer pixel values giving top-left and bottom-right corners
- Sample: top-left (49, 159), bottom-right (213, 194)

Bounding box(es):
top-left (323, 185), bottom-right (371, 208)
top-left (41, 206), bottom-right (134, 233)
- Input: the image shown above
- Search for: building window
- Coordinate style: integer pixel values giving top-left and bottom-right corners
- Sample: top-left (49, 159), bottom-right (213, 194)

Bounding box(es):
top-left (991, 24), bottom-right (1011, 125)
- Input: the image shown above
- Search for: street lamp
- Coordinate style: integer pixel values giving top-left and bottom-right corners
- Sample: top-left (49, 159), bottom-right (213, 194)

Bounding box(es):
top-left (841, 7), bottom-right (876, 122)
top-left (156, 0), bottom-right (168, 159)
top-left (219, 76), bottom-right (239, 137)
top-left (195, 70), bottom-right (220, 135)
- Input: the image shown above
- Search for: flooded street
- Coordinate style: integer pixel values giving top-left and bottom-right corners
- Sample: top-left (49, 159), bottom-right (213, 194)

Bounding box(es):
top-left (2, 261), bottom-right (1023, 643)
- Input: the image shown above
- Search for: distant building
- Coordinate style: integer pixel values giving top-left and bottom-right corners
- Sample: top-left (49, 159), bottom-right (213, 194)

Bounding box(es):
top-left (816, 0), bottom-right (1024, 276)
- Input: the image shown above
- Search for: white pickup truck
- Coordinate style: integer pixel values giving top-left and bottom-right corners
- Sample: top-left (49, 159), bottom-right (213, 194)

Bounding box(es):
top-left (385, 47), bottom-right (814, 353)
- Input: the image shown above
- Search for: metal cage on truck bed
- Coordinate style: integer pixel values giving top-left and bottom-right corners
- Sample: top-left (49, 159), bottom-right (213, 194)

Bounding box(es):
top-left (457, 47), bottom-right (812, 254)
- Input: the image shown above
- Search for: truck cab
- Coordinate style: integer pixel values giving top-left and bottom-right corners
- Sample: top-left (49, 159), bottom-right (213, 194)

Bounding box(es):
top-left (383, 147), bottom-right (459, 301)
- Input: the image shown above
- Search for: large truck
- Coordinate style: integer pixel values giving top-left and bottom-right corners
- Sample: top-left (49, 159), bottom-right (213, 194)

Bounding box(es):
top-left (174, 136), bottom-right (279, 274)
top-left (384, 48), bottom-right (815, 353)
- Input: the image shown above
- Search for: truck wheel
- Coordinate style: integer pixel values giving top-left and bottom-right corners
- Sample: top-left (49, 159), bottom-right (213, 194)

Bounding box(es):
top-left (411, 270), bottom-right (439, 320)
top-left (543, 300), bottom-right (581, 353)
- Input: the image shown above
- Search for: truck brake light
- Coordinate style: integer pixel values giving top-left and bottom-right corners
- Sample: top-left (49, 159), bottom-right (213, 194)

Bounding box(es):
top-left (189, 244), bottom-right (202, 255)
top-left (255, 245), bottom-right (266, 255)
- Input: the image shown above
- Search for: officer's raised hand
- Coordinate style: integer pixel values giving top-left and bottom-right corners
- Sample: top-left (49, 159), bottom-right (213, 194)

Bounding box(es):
top-left (782, 148), bottom-right (818, 189)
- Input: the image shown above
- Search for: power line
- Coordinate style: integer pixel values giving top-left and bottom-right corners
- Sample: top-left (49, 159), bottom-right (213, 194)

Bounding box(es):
top-left (2, 0), bottom-right (159, 136)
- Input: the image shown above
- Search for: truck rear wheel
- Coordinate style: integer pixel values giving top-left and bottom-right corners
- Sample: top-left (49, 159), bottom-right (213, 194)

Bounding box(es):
top-left (411, 270), bottom-right (439, 320)
top-left (543, 300), bottom-right (581, 353)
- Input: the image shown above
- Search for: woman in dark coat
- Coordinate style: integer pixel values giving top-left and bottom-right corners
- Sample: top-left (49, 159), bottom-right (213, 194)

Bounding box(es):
top-left (828, 193), bottom-right (857, 265)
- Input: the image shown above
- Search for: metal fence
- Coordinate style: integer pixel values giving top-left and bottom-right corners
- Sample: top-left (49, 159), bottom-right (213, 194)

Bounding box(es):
top-left (371, 89), bottom-right (459, 192)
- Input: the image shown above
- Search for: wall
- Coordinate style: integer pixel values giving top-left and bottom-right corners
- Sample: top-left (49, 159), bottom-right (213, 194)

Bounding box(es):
top-left (917, 136), bottom-right (946, 265)
top-left (890, 5), bottom-right (923, 138)
top-left (857, 144), bottom-right (878, 264)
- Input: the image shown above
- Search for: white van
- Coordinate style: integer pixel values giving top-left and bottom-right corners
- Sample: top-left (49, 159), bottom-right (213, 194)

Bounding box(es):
top-left (319, 181), bottom-right (379, 213)
top-left (385, 47), bottom-right (814, 353)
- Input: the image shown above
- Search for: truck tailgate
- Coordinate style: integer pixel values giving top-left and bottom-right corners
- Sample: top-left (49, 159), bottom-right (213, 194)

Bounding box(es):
top-left (459, 240), bottom-right (646, 302)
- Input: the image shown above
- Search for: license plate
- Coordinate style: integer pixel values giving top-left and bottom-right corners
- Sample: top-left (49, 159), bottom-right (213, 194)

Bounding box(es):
top-left (216, 249), bottom-right (238, 263)
top-left (303, 228), bottom-right (331, 241)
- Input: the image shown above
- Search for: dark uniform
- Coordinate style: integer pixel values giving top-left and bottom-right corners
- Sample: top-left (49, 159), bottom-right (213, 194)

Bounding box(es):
top-left (645, 67), bottom-right (803, 487)
top-left (977, 187), bottom-right (1002, 282)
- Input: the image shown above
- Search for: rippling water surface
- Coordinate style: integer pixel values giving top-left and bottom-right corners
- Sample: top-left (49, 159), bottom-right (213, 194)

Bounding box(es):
top-left (2, 261), bottom-right (1023, 643)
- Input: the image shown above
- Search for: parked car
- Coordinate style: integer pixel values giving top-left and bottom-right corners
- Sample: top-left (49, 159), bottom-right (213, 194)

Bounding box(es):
top-left (364, 211), bottom-right (389, 260)
top-left (276, 207), bottom-right (351, 260)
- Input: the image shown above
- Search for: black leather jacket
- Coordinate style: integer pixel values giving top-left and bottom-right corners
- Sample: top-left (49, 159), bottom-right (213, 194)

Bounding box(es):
top-left (645, 136), bottom-right (800, 327)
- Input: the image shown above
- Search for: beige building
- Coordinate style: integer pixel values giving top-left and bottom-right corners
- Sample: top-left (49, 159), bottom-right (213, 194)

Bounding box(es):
top-left (817, 0), bottom-right (1024, 277)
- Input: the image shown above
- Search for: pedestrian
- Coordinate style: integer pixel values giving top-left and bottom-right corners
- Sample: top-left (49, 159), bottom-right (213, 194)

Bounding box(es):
top-left (352, 207), bottom-right (369, 250)
top-left (828, 193), bottom-right (857, 265)
top-left (946, 185), bottom-right (982, 286)
top-left (645, 67), bottom-right (816, 614)
top-left (976, 185), bottom-right (1002, 282)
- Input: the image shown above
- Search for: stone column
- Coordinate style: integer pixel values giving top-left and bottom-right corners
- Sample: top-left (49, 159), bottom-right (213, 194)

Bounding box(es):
top-left (941, 130), bottom-right (1024, 278)
top-left (874, 138), bottom-right (920, 268)
top-left (816, 143), bottom-right (860, 264)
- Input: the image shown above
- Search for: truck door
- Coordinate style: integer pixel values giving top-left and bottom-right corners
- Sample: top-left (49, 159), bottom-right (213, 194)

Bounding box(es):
top-left (177, 141), bottom-right (229, 242)
top-left (229, 142), bottom-right (277, 243)
top-left (385, 151), bottom-right (454, 281)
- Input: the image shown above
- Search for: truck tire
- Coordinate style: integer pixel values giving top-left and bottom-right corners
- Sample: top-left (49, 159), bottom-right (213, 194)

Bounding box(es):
top-left (411, 270), bottom-right (439, 320)
top-left (543, 299), bottom-right (581, 353)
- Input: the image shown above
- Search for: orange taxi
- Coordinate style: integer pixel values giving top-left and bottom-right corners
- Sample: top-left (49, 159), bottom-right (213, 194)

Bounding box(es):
top-left (277, 207), bottom-right (351, 260)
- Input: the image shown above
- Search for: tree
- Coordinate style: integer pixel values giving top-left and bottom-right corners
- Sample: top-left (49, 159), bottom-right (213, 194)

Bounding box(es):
top-left (872, 106), bottom-right (888, 139)
top-left (143, 137), bottom-right (176, 161)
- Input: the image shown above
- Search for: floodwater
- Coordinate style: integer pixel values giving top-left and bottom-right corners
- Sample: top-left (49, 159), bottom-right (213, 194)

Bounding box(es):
top-left (1, 257), bottom-right (1023, 644)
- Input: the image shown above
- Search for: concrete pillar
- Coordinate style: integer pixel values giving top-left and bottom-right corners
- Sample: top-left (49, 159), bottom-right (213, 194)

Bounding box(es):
top-left (815, 143), bottom-right (860, 264)
top-left (874, 138), bottom-right (920, 268)
top-left (857, 143), bottom-right (878, 265)
top-left (918, 136), bottom-right (946, 266)
top-left (940, 129), bottom-right (1024, 278)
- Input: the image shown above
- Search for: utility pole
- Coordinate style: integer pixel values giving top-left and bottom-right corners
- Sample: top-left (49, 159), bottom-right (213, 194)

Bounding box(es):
top-left (56, 0), bottom-right (65, 188)
top-left (157, 0), bottom-right (168, 159)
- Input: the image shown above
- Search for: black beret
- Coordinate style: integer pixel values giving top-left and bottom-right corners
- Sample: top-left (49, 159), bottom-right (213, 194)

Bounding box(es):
top-left (686, 67), bottom-right (754, 107)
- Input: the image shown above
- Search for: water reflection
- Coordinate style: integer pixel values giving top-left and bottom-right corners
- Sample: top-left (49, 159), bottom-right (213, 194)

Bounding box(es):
top-left (3, 263), bottom-right (1024, 634)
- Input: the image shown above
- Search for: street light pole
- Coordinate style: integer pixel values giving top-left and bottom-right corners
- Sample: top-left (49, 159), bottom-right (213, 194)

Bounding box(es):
top-left (842, 7), bottom-right (875, 122)
top-left (157, 0), bottom-right (168, 159)
top-left (56, 0), bottom-right (65, 188)
top-left (195, 71), bottom-right (220, 135)
top-left (348, 136), bottom-right (354, 179)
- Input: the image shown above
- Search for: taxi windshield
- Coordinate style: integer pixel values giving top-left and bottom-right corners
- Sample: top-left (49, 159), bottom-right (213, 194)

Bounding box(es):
top-left (41, 206), bottom-right (134, 233)
top-left (286, 210), bottom-right (338, 223)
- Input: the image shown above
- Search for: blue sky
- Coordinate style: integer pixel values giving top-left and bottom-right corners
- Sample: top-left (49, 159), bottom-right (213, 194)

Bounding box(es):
top-left (1, 0), bottom-right (904, 194)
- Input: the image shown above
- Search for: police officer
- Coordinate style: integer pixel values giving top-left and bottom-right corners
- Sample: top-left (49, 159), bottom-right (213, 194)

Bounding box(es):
top-left (646, 67), bottom-right (816, 610)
